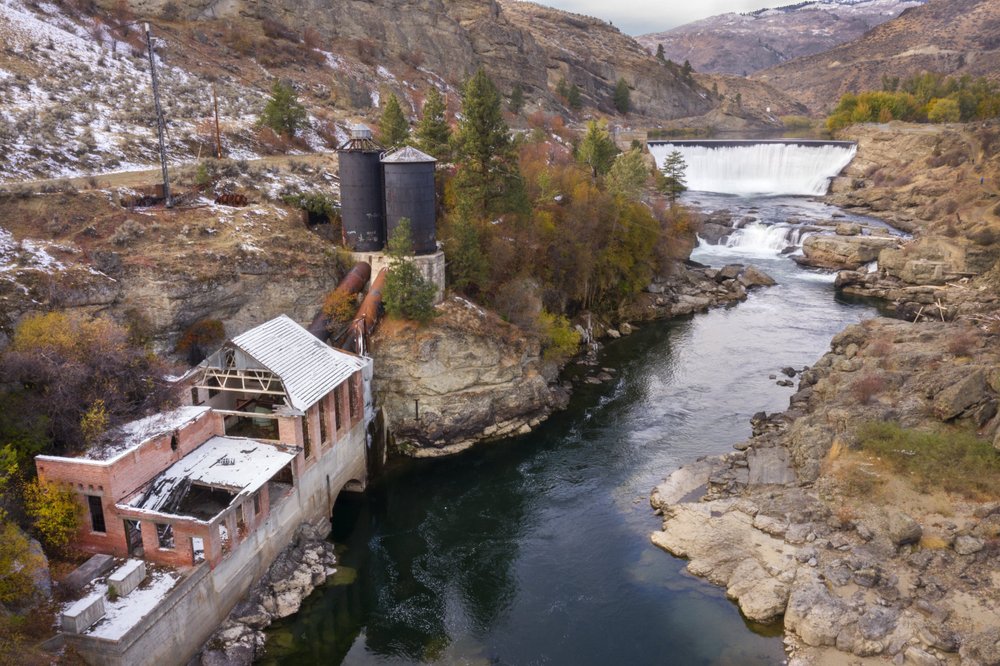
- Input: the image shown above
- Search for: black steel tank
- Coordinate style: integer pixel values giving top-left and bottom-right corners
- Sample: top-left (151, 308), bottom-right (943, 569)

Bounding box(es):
top-left (338, 125), bottom-right (385, 252)
top-left (381, 146), bottom-right (437, 255)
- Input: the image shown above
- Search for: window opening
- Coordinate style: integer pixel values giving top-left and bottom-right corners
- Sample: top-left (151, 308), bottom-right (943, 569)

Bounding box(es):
top-left (88, 495), bottom-right (106, 533)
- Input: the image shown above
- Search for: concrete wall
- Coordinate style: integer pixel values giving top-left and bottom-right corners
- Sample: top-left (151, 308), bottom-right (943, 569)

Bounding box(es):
top-left (350, 250), bottom-right (446, 304)
top-left (63, 416), bottom-right (369, 666)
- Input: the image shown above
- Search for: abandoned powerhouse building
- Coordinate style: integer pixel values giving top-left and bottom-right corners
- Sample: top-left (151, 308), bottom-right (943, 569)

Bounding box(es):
top-left (34, 314), bottom-right (374, 664)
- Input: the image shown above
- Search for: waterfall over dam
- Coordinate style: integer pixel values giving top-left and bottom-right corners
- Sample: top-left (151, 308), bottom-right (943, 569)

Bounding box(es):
top-left (648, 140), bottom-right (857, 196)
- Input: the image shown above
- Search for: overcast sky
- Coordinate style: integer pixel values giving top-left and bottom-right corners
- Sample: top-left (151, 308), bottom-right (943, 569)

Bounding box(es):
top-left (530, 0), bottom-right (791, 35)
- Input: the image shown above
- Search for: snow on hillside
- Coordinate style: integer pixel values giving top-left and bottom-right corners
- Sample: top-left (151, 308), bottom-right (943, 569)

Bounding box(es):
top-left (0, 0), bottom-right (424, 183)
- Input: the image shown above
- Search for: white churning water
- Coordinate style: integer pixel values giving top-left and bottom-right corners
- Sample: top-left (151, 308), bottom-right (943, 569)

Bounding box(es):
top-left (649, 141), bottom-right (857, 196)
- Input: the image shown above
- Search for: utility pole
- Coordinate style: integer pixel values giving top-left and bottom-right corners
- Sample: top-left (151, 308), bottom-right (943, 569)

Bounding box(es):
top-left (212, 84), bottom-right (222, 159)
top-left (145, 22), bottom-right (172, 207)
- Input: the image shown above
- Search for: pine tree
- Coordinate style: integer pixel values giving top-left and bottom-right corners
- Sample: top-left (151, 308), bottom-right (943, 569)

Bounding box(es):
top-left (414, 87), bottom-right (451, 161)
top-left (567, 83), bottom-right (582, 110)
top-left (655, 43), bottom-right (666, 61)
top-left (509, 84), bottom-right (524, 114)
top-left (383, 219), bottom-right (436, 323)
top-left (556, 76), bottom-right (570, 99)
top-left (259, 80), bottom-right (307, 137)
top-left (659, 149), bottom-right (687, 204)
top-left (681, 60), bottom-right (694, 81)
top-left (378, 93), bottom-right (410, 148)
top-left (444, 215), bottom-right (488, 294)
top-left (613, 78), bottom-right (630, 114)
top-left (453, 68), bottom-right (527, 219)
top-left (576, 120), bottom-right (618, 178)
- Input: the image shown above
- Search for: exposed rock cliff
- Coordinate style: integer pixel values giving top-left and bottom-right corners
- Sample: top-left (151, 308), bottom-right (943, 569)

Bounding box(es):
top-left (651, 318), bottom-right (1000, 664)
top-left (0, 174), bottom-right (343, 353)
top-left (371, 297), bottom-right (567, 457)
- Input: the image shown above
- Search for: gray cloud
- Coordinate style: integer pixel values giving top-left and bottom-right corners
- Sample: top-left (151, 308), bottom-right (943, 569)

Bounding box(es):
top-left (527, 0), bottom-right (790, 34)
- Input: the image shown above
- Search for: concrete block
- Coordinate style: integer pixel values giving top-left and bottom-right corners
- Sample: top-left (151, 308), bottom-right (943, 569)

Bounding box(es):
top-left (61, 592), bottom-right (106, 633)
top-left (108, 559), bottom-right (146, 597)
top-left (64, 554), bottom-right (115, 592)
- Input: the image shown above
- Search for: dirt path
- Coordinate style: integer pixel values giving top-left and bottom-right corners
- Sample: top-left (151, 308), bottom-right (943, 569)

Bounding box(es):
top-left (3, 152), bottom-right (339, 191)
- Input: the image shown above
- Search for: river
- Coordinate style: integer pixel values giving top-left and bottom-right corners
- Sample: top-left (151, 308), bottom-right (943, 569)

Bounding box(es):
top-left (261, 195), bottom-right (884, 665)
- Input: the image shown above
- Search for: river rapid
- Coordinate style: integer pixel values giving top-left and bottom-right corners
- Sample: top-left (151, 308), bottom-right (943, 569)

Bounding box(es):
top-left (262, 195), bottom-right (884, 665)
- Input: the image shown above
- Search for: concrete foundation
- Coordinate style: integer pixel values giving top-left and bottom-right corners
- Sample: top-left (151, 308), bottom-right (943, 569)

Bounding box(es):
top-left (64, 554), bottom-right (115, 593)
top-left (62, 593), bottom-right (106, 634)
top-left (107, 560), bottom-right (146, 597)
top-left (350, 250), bottom-right (446, 304)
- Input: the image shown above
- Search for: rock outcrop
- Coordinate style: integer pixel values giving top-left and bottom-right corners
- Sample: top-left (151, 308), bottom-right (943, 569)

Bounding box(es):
top-left (794, 233), bottom-right (900, 270)
top-left (650, 318), bottom-right (1000, 664)
top-left (628, 262), bottom-right (776, 321)
top-left (371, 297), bottom-right (568, 456)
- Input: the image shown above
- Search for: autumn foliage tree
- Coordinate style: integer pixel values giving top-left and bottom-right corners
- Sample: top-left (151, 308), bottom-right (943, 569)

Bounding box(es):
top-left (0, 312), bottom-right (173, 462)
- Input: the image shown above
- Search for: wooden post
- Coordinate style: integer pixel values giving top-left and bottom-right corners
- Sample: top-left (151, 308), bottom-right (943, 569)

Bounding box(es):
top-left (145, 22), bottom-right (172, 208)
top-left (212, 84), bottom-right (222, 159)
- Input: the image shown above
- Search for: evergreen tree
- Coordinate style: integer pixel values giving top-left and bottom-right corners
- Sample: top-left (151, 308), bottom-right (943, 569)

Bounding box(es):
top-left (567, 83), bottom-right (582, 110)
top-left (259, 80), bottom-right (307, 137)
top-left (383, 219), bottom-right (436, 323)
top-left (613, 78), bottom-right (630, 114)
top-left (414, 87), bottom-right (451, 161)
top-left (658, 150), bottom-right (687, 204)
top-left (681, 60), bottom-right (694, 81)
top-left (606, 148), bottom-right (648, 201)
top-left (444, 215), bottom-right (488, 295)
top-left (378, 93), bottom-right (410, 148)
top-left (453, 68), bottom-right (527, 219)
top-left (509, 84), bottom-right (524, 114)
top-left (556, 76), bottom-right (570, 99)
top-left (576, 120), bottom-right (618, 178)
top-left (655, 43), bottom-right (666, 61)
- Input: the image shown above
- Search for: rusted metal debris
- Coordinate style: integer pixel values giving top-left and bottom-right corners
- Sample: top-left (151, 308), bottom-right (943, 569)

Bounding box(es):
top-left (215, 193), bottom-right (248, 207)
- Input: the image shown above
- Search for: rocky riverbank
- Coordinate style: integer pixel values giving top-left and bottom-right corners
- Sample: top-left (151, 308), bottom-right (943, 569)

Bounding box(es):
top-left (196, 521), bottom-right (338, 666)
top-left (650, 317), bottom-right (1000, 665)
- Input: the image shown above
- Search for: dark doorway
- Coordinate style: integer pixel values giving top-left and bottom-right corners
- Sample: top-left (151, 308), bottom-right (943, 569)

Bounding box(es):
top-left (124, 519), bottom-right (143, 557)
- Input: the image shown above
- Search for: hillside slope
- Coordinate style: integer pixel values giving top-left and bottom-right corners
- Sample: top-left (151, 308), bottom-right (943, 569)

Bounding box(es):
top-left (637, 0), bottom-right (924, 77)
top-left (754, 0), bottom-right (1000, 112)
top-left (0, 0), bottom-right (715, 182)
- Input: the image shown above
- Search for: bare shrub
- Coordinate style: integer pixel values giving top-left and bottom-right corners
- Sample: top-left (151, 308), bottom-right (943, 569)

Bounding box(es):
top-left (942, 199), bottom-right (960, 214)
top-left (262, 17), bottom-right (298, 42)
top-left (302, 27), bottom-right (322, 50)
top-left (110, 218), bottom-right (145, 246)
top-left (355, 38), bottom-right (378, 65)
top-left (851, 373), bottom-right (885, 405)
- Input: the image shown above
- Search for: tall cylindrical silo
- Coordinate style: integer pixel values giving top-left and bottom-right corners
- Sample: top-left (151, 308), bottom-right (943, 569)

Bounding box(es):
top-left (338, 125), bottom-right (385, 252)
top-left (381, 146), bottom-right (438, 255)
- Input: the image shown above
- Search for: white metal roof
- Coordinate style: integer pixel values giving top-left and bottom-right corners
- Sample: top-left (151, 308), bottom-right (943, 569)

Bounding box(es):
top-left (230, 315), bottom-right (366, 412)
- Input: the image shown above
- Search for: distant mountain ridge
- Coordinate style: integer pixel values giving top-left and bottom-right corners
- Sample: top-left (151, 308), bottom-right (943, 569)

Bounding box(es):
top-left (637, 0), bottom-right (925, 76)
top-left (753, 0), bottom-right (1000, 112)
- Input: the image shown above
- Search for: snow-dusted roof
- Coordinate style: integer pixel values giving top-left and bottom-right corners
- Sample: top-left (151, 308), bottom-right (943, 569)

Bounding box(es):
top-left (228, 315), bottom-right (366, 412)
top-left (39, 405), bottom-right (212, 463)
top-left (381, 146), bottom-right (436, 163)
top-left (125, 436), bottom-right (297, 515)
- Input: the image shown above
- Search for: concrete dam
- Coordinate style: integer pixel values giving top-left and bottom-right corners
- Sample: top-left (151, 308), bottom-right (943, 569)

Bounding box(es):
top-left (648, 139), bottom-right (857, 197)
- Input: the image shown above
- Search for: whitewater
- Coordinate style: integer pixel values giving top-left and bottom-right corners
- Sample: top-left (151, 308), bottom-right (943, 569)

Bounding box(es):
top-left (648, 140), bottom-right (857, 196)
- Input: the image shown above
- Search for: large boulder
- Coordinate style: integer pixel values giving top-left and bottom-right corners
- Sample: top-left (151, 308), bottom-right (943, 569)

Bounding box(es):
top-left (795, 234), bottom-right (899, 270)
top-left (933, 369), bottom-right (987, 420)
